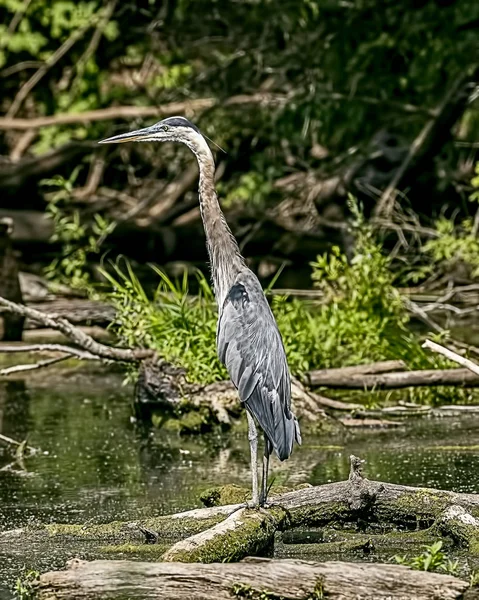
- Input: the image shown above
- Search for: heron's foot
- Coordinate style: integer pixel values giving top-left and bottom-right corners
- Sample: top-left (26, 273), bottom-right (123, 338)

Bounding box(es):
top-left (246, 494), bottom-right (261, 509)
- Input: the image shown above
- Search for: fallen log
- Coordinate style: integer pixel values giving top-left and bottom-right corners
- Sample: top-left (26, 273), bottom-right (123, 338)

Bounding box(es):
top-left (306, 366), bottom-right (479, 388)
top-left (37, 557), bottom-right (469, 600)
top-left (6, 455), bottom-right (479, 565)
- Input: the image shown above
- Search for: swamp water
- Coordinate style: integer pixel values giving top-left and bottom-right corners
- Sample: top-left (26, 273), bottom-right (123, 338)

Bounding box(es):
top-left (1, 363), bottom-right (479, 597)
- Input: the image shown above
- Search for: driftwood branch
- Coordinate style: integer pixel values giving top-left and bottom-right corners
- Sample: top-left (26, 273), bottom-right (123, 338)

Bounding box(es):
top-left (16, 455), bottom-right (479, 563)
top-left (0, 296), bottom-right (153, 363)
top-left (37, 557), bottom-right (469, 600)
top-left (423, 339), bottom-right (479, 376)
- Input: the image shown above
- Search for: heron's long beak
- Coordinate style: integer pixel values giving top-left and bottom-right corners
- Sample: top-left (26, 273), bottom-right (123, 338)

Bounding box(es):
top-left (98, 126), bottom-right (155, 144)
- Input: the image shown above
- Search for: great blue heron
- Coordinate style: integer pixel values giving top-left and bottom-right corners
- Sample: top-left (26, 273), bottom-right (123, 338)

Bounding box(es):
top-left (99, 116), bottom-right (301, 506)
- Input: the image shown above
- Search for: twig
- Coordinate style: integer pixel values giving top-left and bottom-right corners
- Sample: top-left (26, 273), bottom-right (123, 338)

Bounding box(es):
top-left (0, 296), bottom-right (153, 362)
top-left (6, 23), bottom-right (93, 118)
top-left (0, 432), bottom-right (38, 455)
top-left (6, 0), bottom-right (32, 35)
top-left (0, 355), bottom-right (69, 376)
top-left (10, 129), bottom-right (37, 162)
top-left (404, 298), bottom-right (443, 333)
top-left (0, 61), bottom-right (42, 78)
top-left (0, 343), bottom-right (99, 359)
top-left (73, 150), bottom-right (107, 200)
top-left (422, 339), bottom-right (479, 376)
top-left (0, 93), bottom-right (289, 130)
top-left (0, 432), bottom-right (23, 446)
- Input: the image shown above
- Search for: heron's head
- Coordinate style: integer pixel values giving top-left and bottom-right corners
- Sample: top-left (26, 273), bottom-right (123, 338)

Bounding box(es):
top-left (99, 116), bottom-right (203, 148)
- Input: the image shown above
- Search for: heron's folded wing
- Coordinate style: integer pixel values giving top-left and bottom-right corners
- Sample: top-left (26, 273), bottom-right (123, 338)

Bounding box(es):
top-left (217, 270), bottom-right (300, 460)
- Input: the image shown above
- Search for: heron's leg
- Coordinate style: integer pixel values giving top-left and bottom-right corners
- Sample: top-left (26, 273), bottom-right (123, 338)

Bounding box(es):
top-left (260, 435), bottom-right (271, 507)
top-left (246, 411), bottom-right (259, 507)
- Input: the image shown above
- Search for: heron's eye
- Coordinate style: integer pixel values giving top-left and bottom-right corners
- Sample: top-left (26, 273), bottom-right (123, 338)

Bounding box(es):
top-left (161, 125), bottom-right (169, 132)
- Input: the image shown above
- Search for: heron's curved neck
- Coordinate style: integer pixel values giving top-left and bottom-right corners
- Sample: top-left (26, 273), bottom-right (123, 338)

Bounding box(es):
top-left (189, 137), bottom-right (245, 307)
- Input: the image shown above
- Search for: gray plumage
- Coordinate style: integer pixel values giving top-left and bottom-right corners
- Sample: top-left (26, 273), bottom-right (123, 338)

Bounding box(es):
top-left (217, 270), bottom-right (300, 460)
top-left (99, 115), bottom-right (302, 505)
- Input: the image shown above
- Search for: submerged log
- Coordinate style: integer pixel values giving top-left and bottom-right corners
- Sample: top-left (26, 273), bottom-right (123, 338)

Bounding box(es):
top-left (37, 557), bottom-right (469, 600)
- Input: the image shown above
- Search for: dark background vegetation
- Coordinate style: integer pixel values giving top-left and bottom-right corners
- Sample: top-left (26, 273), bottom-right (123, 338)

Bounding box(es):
top-left (1, 0), bottom-right (478, 289)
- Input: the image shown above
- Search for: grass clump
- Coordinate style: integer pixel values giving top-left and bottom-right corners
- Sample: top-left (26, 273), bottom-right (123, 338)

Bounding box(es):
top-left (103, 261), bottom-right (226, 384)
top-left (13, 568), bottom-right (40, 600)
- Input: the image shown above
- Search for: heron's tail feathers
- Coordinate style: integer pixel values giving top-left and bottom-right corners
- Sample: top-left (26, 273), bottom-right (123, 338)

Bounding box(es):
top-left (245, 390), bottom-right (301, 462)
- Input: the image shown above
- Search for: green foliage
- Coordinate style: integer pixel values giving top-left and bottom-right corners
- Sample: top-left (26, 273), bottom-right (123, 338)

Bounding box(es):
top-left (41, 171), bottom-right (115, 288)
top-left (409, 163), bottom-right (479, 281)
top-left (274, 200), bottom-right (428, 373)
top-left (394, 541), bottom-right (458, 575)
top-left (420, 217), bottom-right (479, 279)
top-left (102, 262), bottom-right (227, 384)
top-left (13, 568), bottom-right (39, 600)
top-left (221, 169), bottom-right (276, 210)
top-left (3, 0), bottom-right (477, 202)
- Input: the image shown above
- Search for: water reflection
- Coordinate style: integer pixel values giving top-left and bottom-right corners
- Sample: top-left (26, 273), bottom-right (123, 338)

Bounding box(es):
top-left (1, 365), bottom-right (479, 595)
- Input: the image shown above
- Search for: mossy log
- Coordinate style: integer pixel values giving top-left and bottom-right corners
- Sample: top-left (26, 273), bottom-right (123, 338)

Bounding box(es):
top-left (37, 557), bottom-right (471, 600)
top-left (7, 456), bottom-right (479, 565)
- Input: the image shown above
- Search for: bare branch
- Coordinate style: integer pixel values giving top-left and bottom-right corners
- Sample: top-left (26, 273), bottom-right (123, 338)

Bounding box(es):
top-left (0, 355), bottom-right (69, 376)
top-left (0, 432), bottom-right (38, 455)
top-left (6, 0), bottom-right (32, 35)
top-left (0, 93), bottom-right (288, 130)
top-left (68, 0), bottom-right (118, 93)
top-left (0, 296), bottom-right (153, 362)
top-left (422, 339), bottom-right (479, 376)
top-left (374, 68), bottom-right (479, 218)
top-left (0, 343), bottom-right (97, 357)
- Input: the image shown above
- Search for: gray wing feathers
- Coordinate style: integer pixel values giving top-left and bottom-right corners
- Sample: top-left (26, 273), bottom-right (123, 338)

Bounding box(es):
top-left (217, 270), bottom-right (301, 461)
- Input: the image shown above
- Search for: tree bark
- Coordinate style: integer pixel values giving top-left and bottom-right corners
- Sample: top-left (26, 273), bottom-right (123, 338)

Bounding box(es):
top-left (37, 557), bottom-right (469, 600)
